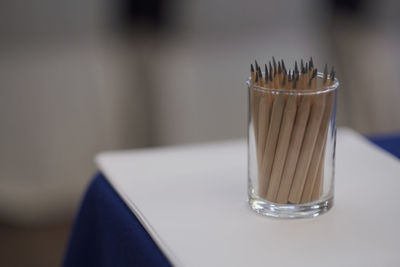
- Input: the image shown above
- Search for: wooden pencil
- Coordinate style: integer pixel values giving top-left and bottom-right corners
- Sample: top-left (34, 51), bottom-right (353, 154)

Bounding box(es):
top-left (257, 69), bottom-right (271, 172)
top-left (266, 73), bottom-right (297, 201)
top-left (300, 69), bottom-right (335, 203)
top-left (288, 70), bottom-right (325, 204)
top-left (259, 75), bottom-right (286, 197)
top-left (315, 68), bottom-right (335, 201)
top-left (309, 69), bottom-right (336, 201)
top-left (275, 98), bottom-right (311, 202)
top-left (275, 70), bottom-right (316, 204)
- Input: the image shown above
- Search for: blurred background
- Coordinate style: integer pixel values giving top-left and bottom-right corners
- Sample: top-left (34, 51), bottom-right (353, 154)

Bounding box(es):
top-left (0, 0), bottom-right (399, 266)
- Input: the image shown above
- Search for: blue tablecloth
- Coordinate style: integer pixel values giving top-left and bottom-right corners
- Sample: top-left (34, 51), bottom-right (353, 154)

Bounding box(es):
top-left (63, 136), bottom-right (399, 267)
top-left (63, 173), bottom-right (172, 267)
top-left (368, 134), bottom-right (400, 159)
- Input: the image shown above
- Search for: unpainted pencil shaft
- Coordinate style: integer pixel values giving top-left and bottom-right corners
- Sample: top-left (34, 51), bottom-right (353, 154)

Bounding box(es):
top-left (273, 74), bottom-right (279, 89)
top-left (257, 93), bottom-right (272, 173)
top-left (301, 134), bottom-right (326, 203)
top-left (251, 70), bottom-right (261, 162)
top-left (300, 91), bottom-right (334, 202)
top-left (266, 94), bottom-right (297, 201)
top-left (275, 95), bottom-right (312, 204)
top-left (257, 68), bottom-right (275, 195)
top-left (258, 69), bottom-right (264, 87)
top-left (251, 88), bottom-right (260, 144)
top-left (288, 94), bottom-right (326, 204)
top-left (302, 73), bottom-right (336, 202)
top-left (259, 93), bottom-right (286, 197)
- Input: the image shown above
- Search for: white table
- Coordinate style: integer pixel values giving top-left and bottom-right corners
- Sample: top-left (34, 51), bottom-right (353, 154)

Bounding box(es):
top-left (96, 128), bottom-right (400, 267)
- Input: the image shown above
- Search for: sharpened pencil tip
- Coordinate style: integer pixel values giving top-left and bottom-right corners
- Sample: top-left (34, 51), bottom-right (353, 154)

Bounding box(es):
top-left (312, 69), bottom-right (318, 78)
top-left (331, 70), bottom-right (336, 81)
top-left (323, 64), bottom-right (328, 83)
top-left (249, 57), bottom-right (330, 89)
top-left (272, 57), bottom-right (277, 74)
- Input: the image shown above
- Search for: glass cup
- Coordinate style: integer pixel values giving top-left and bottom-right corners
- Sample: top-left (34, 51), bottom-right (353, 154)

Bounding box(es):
top-left (247, 73), bottom-right (338, 218)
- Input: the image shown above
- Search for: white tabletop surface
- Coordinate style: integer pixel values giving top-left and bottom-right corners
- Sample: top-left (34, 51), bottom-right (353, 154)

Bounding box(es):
top-left (96, 128), bottom-right (400, 267)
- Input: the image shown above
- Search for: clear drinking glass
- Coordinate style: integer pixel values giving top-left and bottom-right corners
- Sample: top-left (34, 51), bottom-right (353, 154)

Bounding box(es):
top-left (247, 73), bottom-right (338, 218)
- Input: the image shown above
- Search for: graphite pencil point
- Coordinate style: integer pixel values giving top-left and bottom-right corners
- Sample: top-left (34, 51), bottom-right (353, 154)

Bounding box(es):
top-left (331, 70), bottom-right (336, 81)
top-left (312, 68), bottom-right (318, 78)
top-left (281, 60), bottom-right (286, 72)
top-left (300, 59), bottom-right (304, 73)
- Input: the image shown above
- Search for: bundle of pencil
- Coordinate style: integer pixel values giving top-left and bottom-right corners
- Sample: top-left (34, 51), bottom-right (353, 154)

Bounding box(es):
top-left (250, 58), bottom-right (336, 204)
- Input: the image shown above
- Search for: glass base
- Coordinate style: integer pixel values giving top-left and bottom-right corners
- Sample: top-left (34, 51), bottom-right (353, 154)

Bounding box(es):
top-left (248, 193), bottom-right (333, 219)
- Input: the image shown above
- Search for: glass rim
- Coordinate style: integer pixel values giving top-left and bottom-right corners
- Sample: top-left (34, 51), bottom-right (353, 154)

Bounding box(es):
top-left (246, 72), bottom-right (339, 95)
